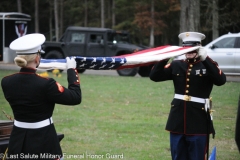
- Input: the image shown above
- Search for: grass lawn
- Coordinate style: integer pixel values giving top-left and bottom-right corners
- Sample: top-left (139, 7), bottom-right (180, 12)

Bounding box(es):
top-left (0, 70), bottom-right (239, 160)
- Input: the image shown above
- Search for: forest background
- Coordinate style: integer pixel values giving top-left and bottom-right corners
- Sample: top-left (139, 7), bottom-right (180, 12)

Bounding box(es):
top-left (1, 0), bottom-right (240, 50)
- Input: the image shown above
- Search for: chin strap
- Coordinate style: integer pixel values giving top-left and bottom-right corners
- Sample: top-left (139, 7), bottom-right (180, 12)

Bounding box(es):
top-left (193, 53), bottom-right (199, 59)
top-left (186, 55), bottom-right (199, 62)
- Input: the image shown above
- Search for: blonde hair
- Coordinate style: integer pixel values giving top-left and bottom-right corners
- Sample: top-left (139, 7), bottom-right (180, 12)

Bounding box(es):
top-left (14, 54), bottom-right (38, 67)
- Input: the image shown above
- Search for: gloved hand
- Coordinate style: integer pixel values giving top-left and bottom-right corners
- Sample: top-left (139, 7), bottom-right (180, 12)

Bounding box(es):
top-left (66, 57), bottom-right (76, 69)
top-left (198, 47), bottom-right (207, 61)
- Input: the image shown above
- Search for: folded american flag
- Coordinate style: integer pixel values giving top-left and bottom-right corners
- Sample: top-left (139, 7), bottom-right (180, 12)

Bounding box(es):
top-left (38, 45), bottom-right (199, 70)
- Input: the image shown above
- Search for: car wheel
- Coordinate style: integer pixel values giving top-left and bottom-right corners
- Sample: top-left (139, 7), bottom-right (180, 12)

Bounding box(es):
top-left (43, 50), bottom-right (64, 72)
top-left (44, 50), bottom-right (64, 59)
top-left (117, 67), bottom-right (139, 76)
top-left (138, 65), bottom-right (152, 77)
top-left (77, 69), bottom-right (86, 74)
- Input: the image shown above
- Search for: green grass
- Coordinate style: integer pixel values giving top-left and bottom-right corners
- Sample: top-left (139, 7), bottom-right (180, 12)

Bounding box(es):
top-left (0, 70), bottom-right (239, 160)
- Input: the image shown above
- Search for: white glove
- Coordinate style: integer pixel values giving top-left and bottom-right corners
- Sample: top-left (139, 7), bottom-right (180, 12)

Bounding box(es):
top-left (198, 47), bottom-right (207, 61)
top-left (66, 57), bottom-right (76, 69)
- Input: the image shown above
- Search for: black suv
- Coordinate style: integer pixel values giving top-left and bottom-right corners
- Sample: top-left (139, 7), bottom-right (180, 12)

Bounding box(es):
top-left (42, 26), bottom-right (150, 76)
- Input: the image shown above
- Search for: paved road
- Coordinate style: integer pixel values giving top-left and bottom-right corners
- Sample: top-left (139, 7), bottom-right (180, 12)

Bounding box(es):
top-left (0, 62), bottom-right (238, 81)
top-left (226, 75), bottom-right (240, 82)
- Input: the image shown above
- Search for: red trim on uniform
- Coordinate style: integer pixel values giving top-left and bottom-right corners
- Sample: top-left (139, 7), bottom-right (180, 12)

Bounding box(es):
top-left (74, 69), bottom-right (80, 83)
top-left (36, 74), bottom-right (49, 79)
top-left (164, 63), bottom-right (171, 68)
top-left (3, 73), bottom-right (18, 78)
top-left (217, 66), bottom-right (222, 75)
top-left (151, 66), bottom-right (154, 70)
top-left (184, 101), bottom-right (186, 134)
top-left (166, 130), bottom-right (209, 136)
top-left (204, 143), bottom-right (208, 160)
top-left (207, 56), bottom-right (223, 75)
top-left (184, 64), bottom-right (191, 134)
top-left (56, 82), bottom-right (64, 92)
top-left (19, 72), bottom-right (36, 74)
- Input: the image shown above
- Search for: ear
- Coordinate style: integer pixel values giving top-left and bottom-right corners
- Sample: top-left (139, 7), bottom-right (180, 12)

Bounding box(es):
top-left (35, 54), bottom-right (40, 63)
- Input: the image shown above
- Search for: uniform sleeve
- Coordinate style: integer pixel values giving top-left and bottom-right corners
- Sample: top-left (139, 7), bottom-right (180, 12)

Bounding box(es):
top-left (202, 56), bottom-right (226, 86)
top-left (46, 68), bottom-right (81, 105)
top-left (149, 60), bottom-right (172, 82)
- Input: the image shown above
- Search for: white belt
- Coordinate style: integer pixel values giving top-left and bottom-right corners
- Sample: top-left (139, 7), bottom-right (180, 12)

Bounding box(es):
top-left (174, 94), bottom-right (206, 104)
top-left (174, 94), bottom-right (212, 119)
top-left (14, 117), bottom-right (53, 129)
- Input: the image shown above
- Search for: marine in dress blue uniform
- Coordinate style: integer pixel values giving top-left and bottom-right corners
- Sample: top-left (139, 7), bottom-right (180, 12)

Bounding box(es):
top-left (149, 32), bottom-right (226, 160)
top-left (1, 34), bottom-right (81, 160)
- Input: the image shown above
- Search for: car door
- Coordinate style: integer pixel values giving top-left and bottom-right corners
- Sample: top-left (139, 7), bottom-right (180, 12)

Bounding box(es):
top-left (234, 37), bottom-right (240, 74)
top-left (86, 33), bottom-right (105, 57)
top-left (205, 37), bottom-right (236, 73)
top-left (64, 31), bottom-right (86, 56)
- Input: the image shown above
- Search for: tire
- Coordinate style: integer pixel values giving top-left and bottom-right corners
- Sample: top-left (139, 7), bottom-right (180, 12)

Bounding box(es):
top-left (117, 68), bottom-right (139, 76)
top-left (77, 69), bottom-right (86, 74)
top-left (44, 50), bottom-right (64, 59)
top-left (43, 50), bottom-right (64, 72)
top-left (138, 65), bottom-right (152, 77)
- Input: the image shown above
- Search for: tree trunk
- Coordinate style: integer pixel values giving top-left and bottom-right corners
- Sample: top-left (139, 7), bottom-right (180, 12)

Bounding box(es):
top-left (108, 0), bottom-right (111, 23)
top-left (190, 0), bottom-right (200, 31)
top-left (54, 0), bottom-right (59, 41)
top-left (212, 0), bottom-right (219, 40)
top-left (180, 0), bottom-right (200, 45)
top-left (17, 0), bottom-right (22, 13)
top-left (84, 0), bottom-right (88, 27)
top-left (112, 0), bottom-right (115, 28)
top-left (180, 0), bottom-right (200, 32)
top-left (59, 0), bottom-right (63, 36)
top-left (35, 0), bottom-right (39, 33)
top-left (49, 0), bottom-right (53, 41)
top-left (149, 0), bottom-right (154, 47)
top-left (101, 0), bottom-right (105, 28)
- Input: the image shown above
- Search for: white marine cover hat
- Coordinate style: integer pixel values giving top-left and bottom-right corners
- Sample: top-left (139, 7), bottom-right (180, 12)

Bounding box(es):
top-left (10, 33), bottom-right (46, 55)
top-left (178, 32), bottom-right (205, 46)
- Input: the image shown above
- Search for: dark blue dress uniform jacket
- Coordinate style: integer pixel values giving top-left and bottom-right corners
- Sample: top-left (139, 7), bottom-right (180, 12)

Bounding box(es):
top-left (1, 67), bottom-right (81, 159)
top-left (149, 57), bottom-right (226, 135)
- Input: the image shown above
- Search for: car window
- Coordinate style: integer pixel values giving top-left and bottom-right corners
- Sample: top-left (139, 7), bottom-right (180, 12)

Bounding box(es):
top-left (70, 32), bottom-right (85, 43)
top-left (235, 37), bottom-right (240, 48)
top-left (89, 34), bottom-right (104, 43)
top-left (213, 37), bottom-right (236, 48)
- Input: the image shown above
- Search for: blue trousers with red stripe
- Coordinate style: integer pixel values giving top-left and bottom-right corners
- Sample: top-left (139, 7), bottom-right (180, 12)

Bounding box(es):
top-left (170, 133), bottom-right (207, 160)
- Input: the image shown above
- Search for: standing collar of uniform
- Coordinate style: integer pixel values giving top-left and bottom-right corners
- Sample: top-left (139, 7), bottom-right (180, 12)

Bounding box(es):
top-left (185, 57), bottom-right (201, 64)
top-left (19, 67), bottom-right (37, 73)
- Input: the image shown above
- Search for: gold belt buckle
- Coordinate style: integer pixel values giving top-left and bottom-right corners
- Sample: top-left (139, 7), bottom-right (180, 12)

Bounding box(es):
top-left (183, 95), bottom-right (191, 101)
